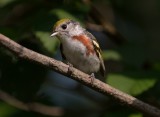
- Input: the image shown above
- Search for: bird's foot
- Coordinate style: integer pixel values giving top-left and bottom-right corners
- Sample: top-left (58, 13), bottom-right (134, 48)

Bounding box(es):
top-left (67, 62), bottom-right (73, 75)
top-left (89, 73), bottom-right (95, 84)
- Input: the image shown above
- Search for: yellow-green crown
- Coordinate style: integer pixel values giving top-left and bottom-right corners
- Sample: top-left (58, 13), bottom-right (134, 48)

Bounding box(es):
top-left (53, 18), bottom-right (71, 29)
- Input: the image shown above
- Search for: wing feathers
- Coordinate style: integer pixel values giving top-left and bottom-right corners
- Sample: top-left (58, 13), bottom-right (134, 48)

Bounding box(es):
top-left (85, 31), bottom-right (105, 76)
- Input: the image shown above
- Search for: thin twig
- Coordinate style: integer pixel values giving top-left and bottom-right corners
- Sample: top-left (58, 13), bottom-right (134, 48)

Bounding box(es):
top-left (0, 34), bottom-right (160, 117)
top-left (0, 90), bottom-right (64, 116)
top-left (83, 0), bottom-right (127, 44)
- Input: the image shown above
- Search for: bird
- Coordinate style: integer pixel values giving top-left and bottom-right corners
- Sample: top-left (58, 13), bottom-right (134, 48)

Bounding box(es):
top-left (51, 18), bottom-right (105, 79)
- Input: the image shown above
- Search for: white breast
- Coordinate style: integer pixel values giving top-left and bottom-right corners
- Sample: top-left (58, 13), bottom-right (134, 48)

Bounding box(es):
top-left (62, 37), bottom-right (100, 74)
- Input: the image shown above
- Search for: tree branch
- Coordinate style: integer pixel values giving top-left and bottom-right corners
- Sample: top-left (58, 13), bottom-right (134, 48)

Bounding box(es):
top-left (0, 33), bottom-right (160, 117)
top-left (0, 90), bottom-right (63, 116)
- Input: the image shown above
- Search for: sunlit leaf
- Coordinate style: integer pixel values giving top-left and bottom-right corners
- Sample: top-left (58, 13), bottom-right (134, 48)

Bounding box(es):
top-left (107, 74), bottom-right (135, 94)
top-left (131, 78), bottom-right (156, 95)
top-left (102, 50), bottom-right (121, 61)
top-left (0, 0), bottom-right (14, 7)
top-left (129, 113), bottom-right (143, 117)
top-left (107, 72), bottom-right (157, 96)
top-left (0, 102), bottom-right (19, 117)
top-left (35, 31), bottom-right (59, 54)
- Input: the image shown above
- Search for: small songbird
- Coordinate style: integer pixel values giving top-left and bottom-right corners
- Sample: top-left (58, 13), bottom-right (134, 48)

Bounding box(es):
top-left (51, 19), bottom-right (105, 78)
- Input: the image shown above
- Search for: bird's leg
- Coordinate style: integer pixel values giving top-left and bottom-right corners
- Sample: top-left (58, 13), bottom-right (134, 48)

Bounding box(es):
top-left (89, 73), bottom-right (95, 84)
top-left (66, 62), bottom-right (74, 75)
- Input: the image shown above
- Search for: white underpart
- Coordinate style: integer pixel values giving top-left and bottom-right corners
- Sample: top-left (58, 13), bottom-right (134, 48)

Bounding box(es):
top-left (59, 26), bottom-right (100, 74)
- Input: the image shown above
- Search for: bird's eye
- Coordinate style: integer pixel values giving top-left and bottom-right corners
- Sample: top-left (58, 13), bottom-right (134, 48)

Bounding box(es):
top-left (61, 24), bottom-right (67, 30)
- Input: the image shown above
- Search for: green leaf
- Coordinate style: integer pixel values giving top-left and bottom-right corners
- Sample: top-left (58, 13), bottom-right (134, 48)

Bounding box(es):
top-left (0, 0), bottom-right (14, 7)
top-left (131, 78), bottom-right (156, 95)
top-left (0, 102), bottom-right (19, 117)
top-left (107, 72), bottom-right (157, 96)
top-left (129, 113), bottom-right (143, 117)
top-left (102, 50), bottom-right (121, 61)
top-left (107, 74), bottom-right (135, 94)
top-left (35, 31), bottom-right (59, 54)
top-left (153, 62), bottom-right (160, 71)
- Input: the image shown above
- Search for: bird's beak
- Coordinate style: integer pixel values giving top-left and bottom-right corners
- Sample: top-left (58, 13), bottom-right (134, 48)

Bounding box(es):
top-left (50, 31), bottom-right (59, 37)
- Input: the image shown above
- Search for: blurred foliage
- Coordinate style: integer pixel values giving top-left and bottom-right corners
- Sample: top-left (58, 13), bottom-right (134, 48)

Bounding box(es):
top-left (35, 31), bottom-right (59, 54)
top-left (0, 102), bottom-right (19, 117)
top-left (0, 0), bottom-right (160, 117)
top-left (102, 50), bottom-right (121, 61)
top-left (107, 72), bottom-right (157, 96)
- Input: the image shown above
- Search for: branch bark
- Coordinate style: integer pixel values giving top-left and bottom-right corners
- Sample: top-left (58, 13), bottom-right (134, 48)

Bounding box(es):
top-left (0, 33), bottom-right (160, 117)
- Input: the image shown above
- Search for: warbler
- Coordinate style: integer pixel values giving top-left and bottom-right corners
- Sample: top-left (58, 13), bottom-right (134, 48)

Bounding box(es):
top-left (51, 19), bottom-right (105, 78)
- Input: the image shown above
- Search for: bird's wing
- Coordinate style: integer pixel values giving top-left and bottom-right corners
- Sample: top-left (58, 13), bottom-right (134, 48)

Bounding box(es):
top-left (85, 31), bottom-right (106, 77)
